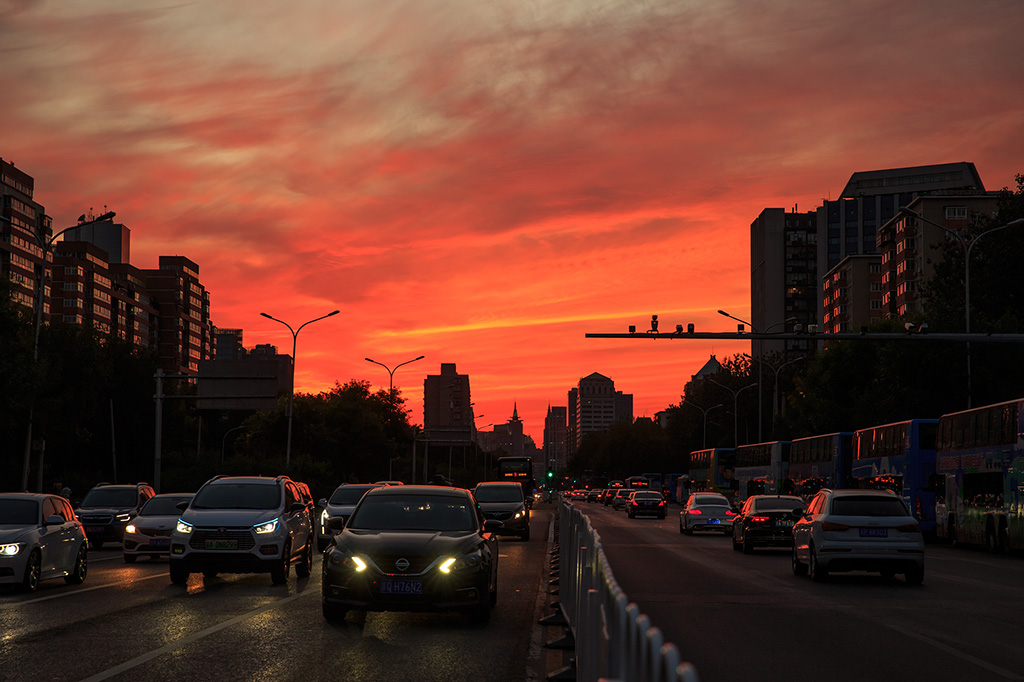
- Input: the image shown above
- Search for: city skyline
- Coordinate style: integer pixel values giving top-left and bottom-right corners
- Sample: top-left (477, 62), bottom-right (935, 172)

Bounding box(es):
top-left (3, 1), bottom-right (1023, 440)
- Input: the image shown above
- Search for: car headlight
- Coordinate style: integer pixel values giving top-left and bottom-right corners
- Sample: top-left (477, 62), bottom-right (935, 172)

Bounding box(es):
top-left (253, 518), bottom-right (280, 534)
top-left (439, 549), bottom-right (482, 573)
top-left (125, 524), bottom-right (137, 534)
top-left (115, 513), bottom-right (132, 522)
top-left (513, 507), bottom-right (526, 520)
top-left (328, 548), bottom-right (368, 572)
top-left (0, 543), bottom-right (22, 557)
top-left (175, 519), bottom-right (194, 534)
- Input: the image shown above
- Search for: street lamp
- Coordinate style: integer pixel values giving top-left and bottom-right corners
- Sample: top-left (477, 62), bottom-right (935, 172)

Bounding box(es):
top-left (682, 401), bottom-right (723, 449)
top-left (365, 354), bottom-right (425, 394)
top-left (899, 208), bottom-right (1024, 407)
top-left (260, 309), bottom-right (340, 466)
top-left (221, 425), bottom-right (245, 463)
top-left (745, 354), bottom-right (805, 426)
top-left (709, 379), bottom-right (757, 447)
top-left (9, 211), bottom-right (115, 491)
top-left (717, 310), bottom-right (796, 442)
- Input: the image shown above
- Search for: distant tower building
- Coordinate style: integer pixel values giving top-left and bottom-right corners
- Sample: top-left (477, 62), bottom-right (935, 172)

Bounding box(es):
top-left (822, 255), bottom-right (883, 334)
top-left (63, 212), bottom-right (130, 264)
top-left (142, 256), bottom-right (213, 375)
top-left (215, 328), bottom-right (246, 360)
top-left (1, 157), bottom-right (52, 314)
top-left (543, 405), bottom-right (569, 473)
top-left (423, 363), bottom-right (475, 442)
top-left (683, 355), bottom-right (724, 398)
top-left (570, 372), bottom-right (633, 452)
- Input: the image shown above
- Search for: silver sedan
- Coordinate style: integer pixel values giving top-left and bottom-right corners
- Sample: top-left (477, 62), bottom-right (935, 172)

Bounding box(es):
top-left (679, 493), bottom-right (737, 535)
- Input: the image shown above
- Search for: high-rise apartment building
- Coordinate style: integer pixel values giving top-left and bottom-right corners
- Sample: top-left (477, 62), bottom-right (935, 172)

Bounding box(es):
top-left (1, 157), bottom-right (51, 313)
top-left (142, 256), bottom-right (213, 375)
top-left (423, 363), bottom-right (475, 443)
top-left (822, 255), bottom-right (883, 334)
top-left (543, 405), bottom-right (569, 473)
top-left (569, 372), bottom-right (633, 451)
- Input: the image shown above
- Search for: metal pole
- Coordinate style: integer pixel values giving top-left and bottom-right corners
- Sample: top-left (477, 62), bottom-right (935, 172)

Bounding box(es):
top-left (154, 369), bottom-right (163, 493)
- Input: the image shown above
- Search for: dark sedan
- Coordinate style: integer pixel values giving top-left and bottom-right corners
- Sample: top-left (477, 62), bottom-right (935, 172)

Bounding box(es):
top-left (321, 486), bottom-right (500, 624)
top-left (731, 494), bottom-right (805, 554)
top-left (626, 491), bottom-right (667, 519)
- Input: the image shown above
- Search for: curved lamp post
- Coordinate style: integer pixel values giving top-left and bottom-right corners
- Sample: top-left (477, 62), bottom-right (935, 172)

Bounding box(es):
top-left (682, 401), bottom-right (723, 449)
top-left (718, 310), bottom-right (796, 442)
top-left (260, 309), bottom-right (339, 466)
top-left (709, 379), bottom-right (757, 447)
top-left (899, 208), bottom-right (1024, 407)
top-left (365, 354), bottom-right (425, 394)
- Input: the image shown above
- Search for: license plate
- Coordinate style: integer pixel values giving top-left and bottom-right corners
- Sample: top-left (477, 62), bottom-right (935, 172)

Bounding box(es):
top-left (149, 538), bottom-right (170, 547)
top-left (708, 519), bottom-right (721, 524)
top-left (859, 528), bottom-right (888, 538)
top-left (778, 520), bottom-right (794, 528)
top-left (86, 526), bottom-right (105, 534)
top-left (204, 540), bottom-right (238, 550)
top-left (380, 579), bottom-right (423, 595)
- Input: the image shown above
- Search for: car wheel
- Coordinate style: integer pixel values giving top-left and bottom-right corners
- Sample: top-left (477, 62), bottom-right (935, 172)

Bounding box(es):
top-left (742, 534), bottom-right (753, 555)
top-left (809, 544), bottom-right (828, 582)
top-left (271, 542), bottom-right (290, 585)
top-left (678, 518), bottom-right (684, 534)
top-left (683, 522), bottom-right (693, 536)
top-left (21, 549), bottom-right (41, 593)
top-left (322, 600), bottom-right (348, 622)
top-left (296, 539), bottom-right (313, 578)
top-left (169, 561), bottom-right (189, 586)
top-left (489, 572), bottom-right (498, 607)
top-left (904, 565), bottom-right (924, 585)
top-left (732, 533), bottom-right (741, 551)
top-left (123, 554), bottom-right (137, 564)
top-left (791, 544), bottom-right (808, 576)
top-left (65, 544), bottom-right (88, 585)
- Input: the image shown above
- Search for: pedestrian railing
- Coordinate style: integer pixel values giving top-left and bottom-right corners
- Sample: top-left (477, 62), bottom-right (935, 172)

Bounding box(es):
top-left (550, 499), bottom-right (701, 682)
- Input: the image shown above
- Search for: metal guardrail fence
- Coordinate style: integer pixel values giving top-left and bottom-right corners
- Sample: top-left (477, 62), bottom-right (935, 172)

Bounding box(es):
top-left (553, 499), bottom-right (701, 682)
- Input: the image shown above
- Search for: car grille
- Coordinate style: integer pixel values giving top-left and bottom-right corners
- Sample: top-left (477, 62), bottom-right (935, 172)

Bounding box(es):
top-left (370, 554), bottom-right (432, 575)
top-left (79, 513), bottom-right (113, 524)
top-left (483, 511), bottom-right (514, 521)
top-left (189, 529), bottom-right (255, 550)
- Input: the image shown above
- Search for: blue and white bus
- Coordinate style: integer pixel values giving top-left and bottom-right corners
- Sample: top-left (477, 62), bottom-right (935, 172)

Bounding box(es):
top-left (788, 432), bottom-right (854, 498)
top-left (682, 448), bottom-right (736, 505)
top-left (934, 398), bottom-right (1024, 552)
top-left (851, 419), bottom-right (939, 534)
top-left (732, 441), bottom-right (791, 500)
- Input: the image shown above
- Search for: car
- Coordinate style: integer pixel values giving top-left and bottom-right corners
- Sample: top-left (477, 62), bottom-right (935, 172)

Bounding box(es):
top-left (792, 488), bottom-right (925, 584)
top-left (611, 488), bottom-right (635, 510)
top-left (317, 484), bottom-right (383, 551)
top-left (169, 475), bottom-right (314, 586)
top-left (0, 493), bottom-right (88, 592)
top-left (679, 493), bottom-right (737, 535)
top-left (473, 481), bottom-right (531, 540)
top-left (122, 493), bottom-right (194, 563)
top-left (602, 489), bottom-right (618, 506)
top-left (585, 489), bottom-right (601, 503)
top-left (731, 494), bottom-right (806, 553)
top-left (626, 491), bottom-right (668, 519)
top-left (321, 485), bottom-right (500, 623)
top-left (75, 482), bottom-right (156, 549)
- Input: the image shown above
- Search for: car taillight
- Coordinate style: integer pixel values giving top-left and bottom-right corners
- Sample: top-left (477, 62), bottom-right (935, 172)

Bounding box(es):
top-left (726, 510), bottom-right (737, 517)
top-left (687, 509), bottom-right (703, 515)
top-left (896, 522), bottom-right (920, 533)
top-left (658, 501), bottom-right (666, 507)
top-left (750, 515), bottom-right (770, 525)
top-left (821, 521), bottom-right (850, 532)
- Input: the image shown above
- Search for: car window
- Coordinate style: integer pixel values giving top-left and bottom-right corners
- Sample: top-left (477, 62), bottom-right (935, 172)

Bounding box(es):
top-left (0, 499), bottom-right (39, 524)
top-left (753, 497), bottom-right (804, 512)
top-left (328, 486), bottom-right (376, 505)
top-left (474, 485), bottom-right (523, 503)
top-left (807, 494), bottom-right (825, 515)
top-left (58, 498), bottom-right (76, 521)
top-left (831, 496), bottom-right (908, 516)
top-left (81, 487), bottom-right (138, 508)
top-left (634, 492), bottom-right (662, 500)
top-left (141, 496), bottom-right (192, 516)
top-left (348, 495), bottom-right (476, 532)
top-left (192, 483), bottom-right (281, 510)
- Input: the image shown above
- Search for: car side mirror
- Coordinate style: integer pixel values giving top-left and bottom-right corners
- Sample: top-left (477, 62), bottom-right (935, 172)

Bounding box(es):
top-left (483, 519), bottom-right (503, 535)
top-left (790, 509), bottom-right (804, 520)
top-left (45, 514), bottom-right (64, 526)
top-left (318, 498), bottom-right (327, 507)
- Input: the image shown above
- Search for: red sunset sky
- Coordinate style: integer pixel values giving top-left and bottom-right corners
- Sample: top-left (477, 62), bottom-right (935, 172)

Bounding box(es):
top-left (2, 1), bottom-right (1023, 441)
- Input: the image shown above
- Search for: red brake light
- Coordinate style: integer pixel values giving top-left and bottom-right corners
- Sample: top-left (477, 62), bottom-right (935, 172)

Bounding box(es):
top-left (726, 510), bottom-right (737, 517)
top-left (897, 522), bottom-right (921, 533)
top-left (658, 501), bottom-right (666, 507)
top-left (821, 521), bottom-right (850, 532)
top-left (687, 509), bottom-right (703, 515)
top-left (750, 515), bottom-right (770, 524)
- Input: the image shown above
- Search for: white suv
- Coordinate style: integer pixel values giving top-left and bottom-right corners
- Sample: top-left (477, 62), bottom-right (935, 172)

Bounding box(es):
top-left (792, 488), bottom-right (924, 584)
top-left (169, 475), bottom-right (313, 586)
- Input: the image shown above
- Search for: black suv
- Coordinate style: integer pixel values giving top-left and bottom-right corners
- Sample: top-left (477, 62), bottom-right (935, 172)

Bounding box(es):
top-left (75, 482), bottom-right (156, 549)
top-left (169, 475), bottom-right (313, 586)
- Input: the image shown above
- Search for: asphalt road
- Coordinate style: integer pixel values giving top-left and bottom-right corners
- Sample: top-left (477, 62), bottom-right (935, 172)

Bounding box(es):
top-left (0, 504), bottom-right (558, 682)
top-left (574, 499), bottom-right (1024, 682)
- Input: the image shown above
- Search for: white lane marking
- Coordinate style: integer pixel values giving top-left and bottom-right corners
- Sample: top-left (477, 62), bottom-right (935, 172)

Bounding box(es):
top-left (78, 586), bottom-right (319, 682)
top-left (883, 621), bottom-right (1024, 681)
top-left (0, 572), bottom-right (169, 608)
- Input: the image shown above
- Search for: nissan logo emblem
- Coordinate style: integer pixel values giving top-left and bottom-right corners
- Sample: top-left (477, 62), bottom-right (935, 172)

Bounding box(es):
top-left (395, 558), bottom-right (410, 571)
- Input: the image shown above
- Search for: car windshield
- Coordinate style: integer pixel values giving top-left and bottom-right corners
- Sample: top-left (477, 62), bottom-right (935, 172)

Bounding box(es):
top-left (347, 495), bottom-right (476, 532)
top-left (80, 488), bottom-right (137, 508)
top-left (474, 485), bottom-right (523, 503)
top-left (140, 496), bottom-right (192, 516)
top-left (329, 487), bottom-right (376, 505)
top-left (754, 498), bottom-right (804, 512)
top-left (634, 493), bottom-right (662, 500)
top-left (0, 499), bottom-right (38, 524)
top-left (831, 496), bottom-right (909, 516)
top-left (191, 483), bottom-right (281, 510)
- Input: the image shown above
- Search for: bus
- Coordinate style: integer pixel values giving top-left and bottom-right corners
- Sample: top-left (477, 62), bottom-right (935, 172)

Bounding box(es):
top-left (788, 432), bottom-right (854, 498)
top-left (682, 448), bottom-right (736, 504)
top-left (851, 419), bottom-right (939, 534)
top-left (625, 475), bottom-right (651, 490)
top-left (665, 472), bottom-right (686, 502)
top-left (732, 441), bottom-right (791, 500)
top-left (641, 472), bottom-right (663, 492)
top-left (934, 398), bottom-right (1024, 552)
top-left (496, 456), bottom-right (535, 501)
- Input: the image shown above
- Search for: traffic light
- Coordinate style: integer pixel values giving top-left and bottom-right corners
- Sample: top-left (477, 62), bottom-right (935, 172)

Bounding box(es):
top-left (546, 470), bottom-right (554, 479)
